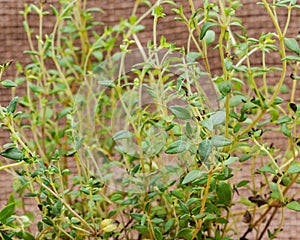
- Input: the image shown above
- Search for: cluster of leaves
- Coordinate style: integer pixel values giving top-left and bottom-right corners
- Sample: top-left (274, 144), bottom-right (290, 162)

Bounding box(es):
top-left (1, 0), bottom-right (300, 239)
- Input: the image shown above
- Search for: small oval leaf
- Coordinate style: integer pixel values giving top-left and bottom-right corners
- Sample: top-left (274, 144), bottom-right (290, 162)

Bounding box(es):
top-left (7, 97), bottom-right (18, 114)
top-left (112, 130), bottom-right (134, 141)
top-left (169, 105), bottom-right (191, 120)
top-left (165, 140), bottom-right (189, 154)
top-left (1, 148), bottom-right (24, 161)
top-left (198, 139), bottom-right (212, 161)
top-left (0, 203), bottom-right (15, 223)
top-left (200, 118), bottom-right (213, 132)
top-left (287, 164), bottom-right (300, 174)
top-left (1, 80), bottom-right (17, 88)
top-left (176, 228), bottom-right (193, 239)
top-left (257, 166), bottom-right (276, 175)
top-left (224, 156), bottom-right (239, 165)
top-left (211, 135), bottom-right (232, 147)
top-left (182, 170), bottom-right (205, 184)
top-left (284, 38), bottom-right (300, 55)
top-left (204, 30), bottom-right (215, 45)
top-left (286, 201), bottom-right (300, 211)
top-left (211, 111), bottom-right (226, 126)
top-left (216, 181), bottom-right (232, 206)
top-left (200, 22), bottom-right (216, 40)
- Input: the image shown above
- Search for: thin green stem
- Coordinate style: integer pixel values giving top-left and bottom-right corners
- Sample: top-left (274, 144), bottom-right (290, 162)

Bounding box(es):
top-left (290, 62), bottom-right (299, 103)
top-left (283, 5), bottom-right (292, 36)
top-left (251, 137), bottom-right (282, 175)
top-left (262, 51), bottom-right (269, 99)
top-left (261, 0), bottom-right (287, 106)
top-left (192, 168), bottom-right (213, 239)
top-left (0, 161), bottom-right (25, 171)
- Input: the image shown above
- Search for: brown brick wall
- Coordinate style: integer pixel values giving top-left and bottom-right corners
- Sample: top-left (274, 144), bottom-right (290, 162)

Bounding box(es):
top-left (0, 0), bottom-right (299, 239)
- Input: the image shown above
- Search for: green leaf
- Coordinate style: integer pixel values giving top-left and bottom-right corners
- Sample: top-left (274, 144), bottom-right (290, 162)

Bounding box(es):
top-left (61, 25), bottom-right (77, 33)
top-left (198, 139), bottom-right (212, 161)
top-left (257, 166), bottom-right (276, 175)
top-left (29, 82), bottom-right (43, 94)
top-left (218, 81), bottom-right (232, 95)
top-left (270, 0), bottom-right (293, 6)
top-left (164, 0), bottom-right (176, 6)
top-left (153, 5), bottom-right (165, 18)
top-left (130, 213), bottom-right (143, 221)
top-left (165, 140), bottom-right (189, 154)
top-left (20, 231), bottom-right (35, 240)
top-left (186, 122), bottom-right (192, 137)
top-left (282, 55), bottom-right (300, 61)
top-left (24, 50), bottom-right (39, 56)
top-left (141, 214), bottom-right (147, 226)
top-left (281, 123), bottom-right (291, 137)
top-left (200, 22), bottom-right (216, 40)
top-left (182, 170), bottom-right (205, 184)
top-left (87, 7), bottom-right (104, 13)
top-left (171, 189), bottom-right (185, 199)
top-left (273, 97), bottom-right (284, 105)
top-left (170, 105), bottom-right (191, 120)
top-left (0, 203), bottom-right (15, 223)
top-left (280, 84), bottom-right (289, 93)
top-left (276, 116), bottom-right (292, 124)
top-left (284, 38), bottom-right (300, 55)
top-left (240, 154), bottom-right (252, 162)
top-left (236, 180), bottom-right (249, 188)
top-left (211, 111), bottom-right (226, 126)
top-left (7, 97), bottom-right (18, 114)
top-left (239, 197), bottom-right (256, 206)
top-left (233, 123), bottom-right (241, 133)
top-left (178, 200), bottom-right (189, 213)
top-left (271, 191), bottom-right (282, 200)
top-left (204, 30), bottom-right (215, 45)
top-left (224, 59), bottom-right (233, 71)
top-left (281, 176), bottom-right (291, 186)
top-left (200, 118), bottom-right (213, 132)
top-left (216, 181), bottom-right (232, 206)
top-left (58, 107), bottom-right (72, 119)
top-left (241, 101), bottom-right (258, 115)
top-left (50, 5), bottom-right (59, 17)
top-left (1, 80), bottom-right (17, 88)
top-left (154, 227), bottom-right (163, 240)
top-left (31, 4), bottom-right (42, 14)
top-left (270, 185), bottom-right (280, 199)
top-left (1, 148), bottom-right (24, 161)
top-left (194, 213), bottom-right (206, 219)
top-left (176, 228), bottom-right (193, 239)
top-left (230, 95), bottom-right (247, 107)
top-left (42, 217), bottom-right (54, 226)
top-left (52, 200), bottom-right (63, 217)
top-left (98, 80), bottom-right (115, 88)
top-left (164, 218), bottom-right (174, 233)
top-left (287, 164), bottom-right (300, 174)
top-left (112, 130), bottom-right (134, 141)
top-left (211, 135), bottom-right (232, 147)
top-left (152, 218), bottom-right (165, 224)
top-left (286, 201), bottom-right (300, 211)
top-left (186, 52), bottom-right (202, 63)
top-left (224, 156), bottom-right (239, 165)
top-left (132, 25), bottom-right (145, 33)
top-left (120, 197), bottom-right (138, 205)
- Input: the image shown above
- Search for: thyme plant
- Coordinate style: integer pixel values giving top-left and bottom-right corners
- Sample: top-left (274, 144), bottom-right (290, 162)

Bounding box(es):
top-left (0, 0), bottom-right (300, 239)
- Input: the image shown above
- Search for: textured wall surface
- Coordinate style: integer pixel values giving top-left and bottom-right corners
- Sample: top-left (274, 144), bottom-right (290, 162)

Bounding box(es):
top-left (0, 0), bottom-right (299, 239)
